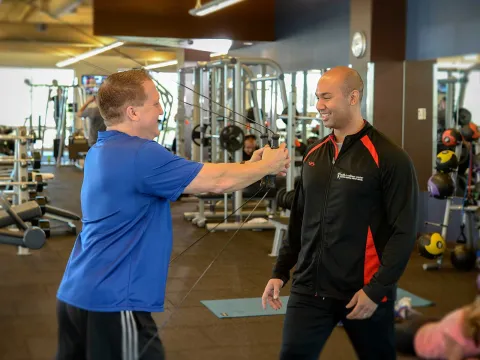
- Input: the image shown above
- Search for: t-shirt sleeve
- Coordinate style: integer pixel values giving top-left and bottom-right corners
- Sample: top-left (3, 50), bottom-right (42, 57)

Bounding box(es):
top-left (135, 141), bottom-right (203, 201)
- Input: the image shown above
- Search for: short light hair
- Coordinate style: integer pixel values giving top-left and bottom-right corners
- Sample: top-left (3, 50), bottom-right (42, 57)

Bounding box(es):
top-left (97, 69), bottom-right (152, 126)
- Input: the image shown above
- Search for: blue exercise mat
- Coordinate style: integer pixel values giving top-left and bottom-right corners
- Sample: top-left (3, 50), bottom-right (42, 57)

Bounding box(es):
top-left (200, 288), bottom-right (433, 319)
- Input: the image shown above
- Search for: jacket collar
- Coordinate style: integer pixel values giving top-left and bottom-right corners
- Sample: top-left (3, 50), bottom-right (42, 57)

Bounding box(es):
top-left (328, 120), bottom-right (371, 144)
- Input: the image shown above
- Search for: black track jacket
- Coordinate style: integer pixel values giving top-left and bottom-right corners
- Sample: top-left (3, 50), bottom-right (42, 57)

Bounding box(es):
top-left (272, 121), bottom-right (419, 304)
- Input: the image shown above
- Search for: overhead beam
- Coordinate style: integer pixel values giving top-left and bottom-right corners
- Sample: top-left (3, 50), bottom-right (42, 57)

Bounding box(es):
top-left (0, 39), bottom-right (176, 50)
top-left (93, 0), bottom-right (275, 42)
top-left (50, 0), bottom-right (83, 17)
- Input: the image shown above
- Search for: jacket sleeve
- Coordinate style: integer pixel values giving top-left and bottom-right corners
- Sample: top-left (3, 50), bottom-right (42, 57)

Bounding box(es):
top-left (363, 149), bottom-right (419, 304)
top-left (271, 174), bottom-right (304, 286)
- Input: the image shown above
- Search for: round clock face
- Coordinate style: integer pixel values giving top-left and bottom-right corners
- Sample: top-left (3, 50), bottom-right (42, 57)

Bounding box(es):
top-left (351, 32), bottom-right (366, 58)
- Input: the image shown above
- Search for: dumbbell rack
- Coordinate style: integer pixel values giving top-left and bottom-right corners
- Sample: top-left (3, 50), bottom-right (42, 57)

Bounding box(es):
top-left (0, 127), bottom-right (39, 255)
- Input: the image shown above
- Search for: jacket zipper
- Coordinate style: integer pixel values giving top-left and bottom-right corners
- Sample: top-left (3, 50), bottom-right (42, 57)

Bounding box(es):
top-left (315, 138), bottom-right (338, 297)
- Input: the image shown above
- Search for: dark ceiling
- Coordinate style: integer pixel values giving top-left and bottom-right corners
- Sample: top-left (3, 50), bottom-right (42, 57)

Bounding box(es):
top-left (93, 0), bottom-right (276, 43)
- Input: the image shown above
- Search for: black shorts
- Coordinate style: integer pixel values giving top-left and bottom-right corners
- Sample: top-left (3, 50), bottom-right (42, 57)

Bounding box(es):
top-left (56, 299), bottom-right (165, 360)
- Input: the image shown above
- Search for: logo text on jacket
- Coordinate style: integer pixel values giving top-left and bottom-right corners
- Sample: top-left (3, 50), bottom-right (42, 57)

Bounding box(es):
top-left (337, 172), bottom-right (364, 182)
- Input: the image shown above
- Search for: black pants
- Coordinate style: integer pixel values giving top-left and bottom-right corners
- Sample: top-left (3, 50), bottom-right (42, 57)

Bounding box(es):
top-left (56, 300), bottom-right (165, 360)
top-left (280, 292), bottom-right (396, 360)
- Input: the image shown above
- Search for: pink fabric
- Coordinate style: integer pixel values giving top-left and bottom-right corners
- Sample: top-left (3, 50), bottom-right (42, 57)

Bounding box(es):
top-left (414, 308), bottom-right (480, 359)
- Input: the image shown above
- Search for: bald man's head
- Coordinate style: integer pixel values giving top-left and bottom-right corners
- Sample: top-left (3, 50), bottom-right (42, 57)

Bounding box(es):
top-left (323, 66), bottom-right (364, 102)
top-left (315, 66), bottom-right (365, 131)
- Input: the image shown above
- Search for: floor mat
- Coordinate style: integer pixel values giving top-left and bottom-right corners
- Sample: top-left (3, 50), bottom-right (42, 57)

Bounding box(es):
top-left (201, 288), bottom-right (433, 319)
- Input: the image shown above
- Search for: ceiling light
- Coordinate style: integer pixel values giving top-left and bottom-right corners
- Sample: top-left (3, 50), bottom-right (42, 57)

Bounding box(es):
top-left (189, 0), bottom-right (245, 17)
top-left (243, 42), bottom-right (253, 46)
top-left (56, 41), bottom-right (124, 68)
top-left (463, 54), bottom-right (478, 61)
top-left (180, 39), bottom-right (233, 54)
top-left (144, 60), bottom-right (178, 70)
top-left (210, 52), bottom-right (228, 57)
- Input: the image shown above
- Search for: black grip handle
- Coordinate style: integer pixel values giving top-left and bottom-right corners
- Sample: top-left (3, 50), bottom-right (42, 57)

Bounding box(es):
top-left (260, 133), bottom-right (269, 148)
top-left (261, 134), bottom-right (280, 189)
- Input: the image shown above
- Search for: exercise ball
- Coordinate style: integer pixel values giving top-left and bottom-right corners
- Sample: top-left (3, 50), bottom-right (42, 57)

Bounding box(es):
top-left (469, 122), bottom-right (480, 140)
top-left (455, 108), bottom-right (472, 126)
top-left (417, 233), bottom-right (446, 259)
top-left (427, 172), bottom-right (455, 199)
top-left (461, 124), bottom-right (474, 142)
top-left (450, 244), bottom-right (476, 271)
top-left (442, 128), bottom-right (462, 147)
top-left (435, 150), bottom-right (458, 173)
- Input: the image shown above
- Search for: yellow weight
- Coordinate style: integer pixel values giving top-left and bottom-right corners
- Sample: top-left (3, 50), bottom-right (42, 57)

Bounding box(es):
top-left (424, 232), bottom-right (446, 256)
top-left (437, 150), bottom-right (455, 164)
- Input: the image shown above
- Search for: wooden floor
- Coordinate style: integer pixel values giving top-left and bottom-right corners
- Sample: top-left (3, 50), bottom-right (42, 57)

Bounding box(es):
top-left (0, 165), bottom-right (477, 360)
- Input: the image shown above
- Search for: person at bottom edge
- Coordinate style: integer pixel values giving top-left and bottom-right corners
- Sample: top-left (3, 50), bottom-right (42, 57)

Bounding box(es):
top-left (261, 66), bottom-right (419, 360)
top-left (396, 297), bottom-right (480, 360)
top-left (55, 69), bottom-right (290, 360)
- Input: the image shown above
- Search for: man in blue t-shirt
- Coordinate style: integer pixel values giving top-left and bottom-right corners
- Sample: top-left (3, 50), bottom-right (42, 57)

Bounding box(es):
top-left (55, 69), bottom-right (290, 360)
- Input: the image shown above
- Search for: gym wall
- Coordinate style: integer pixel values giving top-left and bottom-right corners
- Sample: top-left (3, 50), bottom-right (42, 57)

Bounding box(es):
top-left (406, 0), bottom-right (480, 60)
top-left (229, 0), bottom-right (350, 72)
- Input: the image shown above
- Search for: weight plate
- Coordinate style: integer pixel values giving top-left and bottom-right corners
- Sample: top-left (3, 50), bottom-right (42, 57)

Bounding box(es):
top-left (219, 125), bottom-right (244, 152)
top-left (276, 187), bottom-right (287, 209)
top-left (191, 124), bottom-right (211, 147)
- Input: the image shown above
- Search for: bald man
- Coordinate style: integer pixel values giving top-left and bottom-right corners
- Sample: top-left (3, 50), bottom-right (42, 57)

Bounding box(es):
top-left (262, 66), bottom-right (419, 360)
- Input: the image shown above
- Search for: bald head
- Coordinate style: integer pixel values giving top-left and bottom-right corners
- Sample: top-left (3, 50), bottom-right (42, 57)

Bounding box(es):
top-left (323, 66), bottom-right (364, 102)
top-left (315, 66), bottom-right (365, 132)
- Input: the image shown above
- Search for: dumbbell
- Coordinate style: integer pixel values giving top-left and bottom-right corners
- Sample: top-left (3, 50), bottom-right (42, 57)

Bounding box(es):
top-left (30, 218), bottom-right (50, 238)
top-left (34, 196), bottom-right (47, 215)
top-left (32, 151), bottom-right (41, 170)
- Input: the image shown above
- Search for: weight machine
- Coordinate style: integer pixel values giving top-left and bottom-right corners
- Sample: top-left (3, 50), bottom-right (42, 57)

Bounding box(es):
top-left (268, 81), bottom-right (327, 257)
top-left (23, 79), bottom-right (87, 167)
top-left (149, 74), bottom-right (175, 147)
top-left (180, 56), bottom-right (289, 231)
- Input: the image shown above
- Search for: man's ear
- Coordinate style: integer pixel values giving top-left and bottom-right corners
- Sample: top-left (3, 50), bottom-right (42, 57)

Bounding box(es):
top-left (126, 106), bottom-right (139, 122)
top-left (349, 90), bottom-right (360, 106)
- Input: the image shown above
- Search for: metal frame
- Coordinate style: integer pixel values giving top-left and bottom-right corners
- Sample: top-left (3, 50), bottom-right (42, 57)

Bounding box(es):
top-left (179, 56), bottom-right (289, 231)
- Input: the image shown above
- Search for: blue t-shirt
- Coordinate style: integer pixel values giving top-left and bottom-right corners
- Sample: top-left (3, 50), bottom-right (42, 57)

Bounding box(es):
top-left (57, 130), bottom-right (203, 312)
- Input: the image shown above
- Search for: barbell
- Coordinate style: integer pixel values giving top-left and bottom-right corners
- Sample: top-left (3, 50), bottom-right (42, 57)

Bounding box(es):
top-left (191, 124), bottom-right (245, 152)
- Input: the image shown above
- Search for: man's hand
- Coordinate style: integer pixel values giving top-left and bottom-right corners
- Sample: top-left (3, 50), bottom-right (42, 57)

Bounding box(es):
top-left (261, 279), bottom-right (284, 310)
top-left (261, 143), bottom-right (290, 176)
top-left (345, 289), bottom-right (378, 320)
top-left (247, 147), bottom-right (264, 163)
top-left (248, 146), bottom-right (290, 176)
